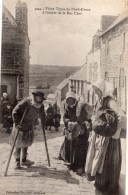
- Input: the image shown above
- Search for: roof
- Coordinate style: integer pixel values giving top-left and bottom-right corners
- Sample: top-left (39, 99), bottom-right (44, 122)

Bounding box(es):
top-left (3, 5), bottom-right (19, 27)
top-left (47, 93), bottom-right (56, 99)
top-left (69, 65), bottom-right (87, 81)
top-left (101, 8), bottom-right (128, 36)
top-left (3, 5), bottom-right (29, 40)
top-left (57, 76), bottom-right (71, 90)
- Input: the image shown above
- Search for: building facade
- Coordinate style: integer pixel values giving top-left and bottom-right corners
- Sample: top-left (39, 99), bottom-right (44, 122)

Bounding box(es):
top-left (56, 11), bottom-right (128, 112)
top-left (1, 1), bottom-right (30, 105)
top-left (100, 9), bottom-right (128, 111)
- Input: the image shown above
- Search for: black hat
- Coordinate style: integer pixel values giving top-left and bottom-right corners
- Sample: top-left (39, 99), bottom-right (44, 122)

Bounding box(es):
top-left (32, 91), bottom-right (46, 100)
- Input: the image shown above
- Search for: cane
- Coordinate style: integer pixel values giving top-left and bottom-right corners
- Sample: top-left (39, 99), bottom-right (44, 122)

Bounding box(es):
top-left (42, 125), bottom-right (51, 167)
top-left (4, 108), bottom-right (27, 177)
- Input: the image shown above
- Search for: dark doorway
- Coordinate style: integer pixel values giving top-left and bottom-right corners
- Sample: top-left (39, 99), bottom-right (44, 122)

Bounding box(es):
top-left (0, 85), bottom-right (7, 97)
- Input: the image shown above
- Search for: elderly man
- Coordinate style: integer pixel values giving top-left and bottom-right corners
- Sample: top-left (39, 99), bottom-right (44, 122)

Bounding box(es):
top-left (10, 91), bottom-right (46, 169)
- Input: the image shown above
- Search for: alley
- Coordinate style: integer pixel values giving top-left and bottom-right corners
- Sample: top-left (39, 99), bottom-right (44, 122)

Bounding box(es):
top-left (0, 124), bottom-right (125, 195)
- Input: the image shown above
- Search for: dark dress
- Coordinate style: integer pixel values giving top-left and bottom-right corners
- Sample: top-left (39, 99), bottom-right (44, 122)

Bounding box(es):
top-left (94, 97), bottom-right (121, 192)
top-left (46, 107), bottom-right (54, 127)
top-left (52, 103), bottom-right (61, 129)
top-left (59, 102), bottom-right (91, 174)
top-left (85, 96), bottom-right (121, 192)
top-left (3, 106), bottom-right (13, 132)
top-left (1, 96), bottom-right (11, 125)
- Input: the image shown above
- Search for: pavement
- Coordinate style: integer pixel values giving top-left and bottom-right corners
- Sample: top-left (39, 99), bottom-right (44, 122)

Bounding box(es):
top-left (0, 124), bottom-right (126, 195)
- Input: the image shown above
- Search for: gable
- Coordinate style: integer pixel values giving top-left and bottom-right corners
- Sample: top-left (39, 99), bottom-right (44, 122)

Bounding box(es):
top-left (2, 5), bottom-right (18, 27)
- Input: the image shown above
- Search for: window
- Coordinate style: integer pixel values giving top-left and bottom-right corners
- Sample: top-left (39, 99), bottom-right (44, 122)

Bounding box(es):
top-left (120, 68), bottom-right (124, 87)
top-left (105, 72), bottom-right (108, 81)
top-left (92, 91), bottom-right (95, 104)
top-left (81, 81), bottom-right (84, 94)
top-left (74, 80), bottom-right (76, 93)
top-left (77, 81), bottom-right (79, 94)
top-left (19, 84), bottom-right (24, 89)
top-left (89, 63), bottom-right (92, 82)
top-left (93, 62), bottom-right (98, 82)
top-left (106, 40), bottom-right (109, 55)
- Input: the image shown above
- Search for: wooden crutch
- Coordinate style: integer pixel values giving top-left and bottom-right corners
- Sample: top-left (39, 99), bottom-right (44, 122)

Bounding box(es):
top-left (4, 108), bottom-right (27, 176)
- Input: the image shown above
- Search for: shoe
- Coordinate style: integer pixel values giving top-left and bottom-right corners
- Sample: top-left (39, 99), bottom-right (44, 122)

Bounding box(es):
top-left (14, 161), bottom-right (21, 170)
top-left (21, 159), bottom-right (34, 166)
top-left (86, 173), bottom-right (95, 181)
top-left (58, 155), bottom-right (63, 160)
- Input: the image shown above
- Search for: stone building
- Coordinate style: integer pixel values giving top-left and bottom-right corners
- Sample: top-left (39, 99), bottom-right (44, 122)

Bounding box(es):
top-left (57, 12), bottom-right (128, 112)
top-left (56, 16), bottom-right (120, 107)
top-left (85, 16), bottom-right (118, 105)
top-left (1, 0), bottom-right (30, 105)
top-left (100, 8), bottom-right (128, 111)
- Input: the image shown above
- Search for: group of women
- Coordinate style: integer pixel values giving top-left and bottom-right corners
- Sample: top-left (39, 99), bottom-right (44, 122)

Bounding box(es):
top-left (58, 79), bottom-right (126, 193)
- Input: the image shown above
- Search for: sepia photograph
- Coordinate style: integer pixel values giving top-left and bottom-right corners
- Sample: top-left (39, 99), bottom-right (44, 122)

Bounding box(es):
top-left (0, 0), bottom-right (127, 194)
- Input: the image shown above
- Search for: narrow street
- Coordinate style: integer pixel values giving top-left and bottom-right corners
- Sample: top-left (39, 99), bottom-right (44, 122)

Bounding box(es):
top-left (0, 124), bottom-right (125, 195)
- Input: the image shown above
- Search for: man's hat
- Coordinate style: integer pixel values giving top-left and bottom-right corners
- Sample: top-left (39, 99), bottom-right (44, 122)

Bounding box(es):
top-left (32, 91), bottom-right (46, 100)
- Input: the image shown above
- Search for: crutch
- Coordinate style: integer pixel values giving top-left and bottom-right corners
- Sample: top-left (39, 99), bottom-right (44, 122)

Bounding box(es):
top-left (41, 124), bottom-right (51, 167)
top-left (4, 108), bottom-right (27, 176)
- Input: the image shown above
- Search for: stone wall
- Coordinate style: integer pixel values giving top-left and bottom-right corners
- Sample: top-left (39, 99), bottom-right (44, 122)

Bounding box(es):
top-left (100, 18), bottom-right (128, 78)
top-left (100, 17), bottom-right (128, 110)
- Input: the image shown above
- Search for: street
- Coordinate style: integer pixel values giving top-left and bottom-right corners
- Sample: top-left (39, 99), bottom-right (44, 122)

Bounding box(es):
top-left (0, 124), bottom-right (126, 195)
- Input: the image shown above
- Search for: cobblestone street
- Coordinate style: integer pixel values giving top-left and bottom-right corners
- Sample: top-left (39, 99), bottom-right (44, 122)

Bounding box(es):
top-left (0, 124), bottom-right (125, 195)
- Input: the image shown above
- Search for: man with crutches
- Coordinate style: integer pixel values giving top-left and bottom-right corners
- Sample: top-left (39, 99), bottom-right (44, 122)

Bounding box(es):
top-left (9, 91), bottom-right (46, 170)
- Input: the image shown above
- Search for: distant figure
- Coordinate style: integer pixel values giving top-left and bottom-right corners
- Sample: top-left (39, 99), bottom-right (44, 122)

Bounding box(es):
top-left (3, 103), bottom-right (13, 134)
top-left (1, 93), bottom-right (11, 124)
top-left (46, 103), bottom-right (54, 130)
top-left (53, 100), bottom-right (61, 131)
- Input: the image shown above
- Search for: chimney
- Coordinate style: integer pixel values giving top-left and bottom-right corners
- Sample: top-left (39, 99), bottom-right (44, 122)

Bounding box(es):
top-left (15, 0), bottom-right (28, 33)
top-left (100, 15), bottom-right (118, 31)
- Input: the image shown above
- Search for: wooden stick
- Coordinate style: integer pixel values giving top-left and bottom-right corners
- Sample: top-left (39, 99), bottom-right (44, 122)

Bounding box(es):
top-left (4, 108), bottom-right (27, 177)
top-left (42, 126), bottom-right (51, 167)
